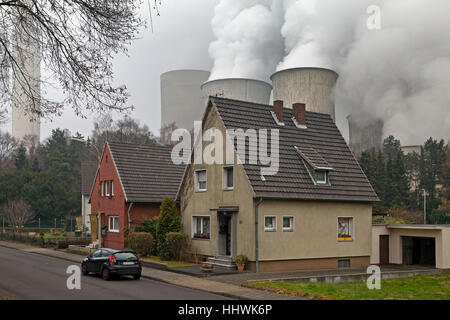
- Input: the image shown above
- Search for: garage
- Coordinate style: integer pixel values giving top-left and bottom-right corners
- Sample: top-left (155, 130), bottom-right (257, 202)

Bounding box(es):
top-left (402, 236), bottom-right (436, 267)
top-left (371, 224), bottom-right (450, 269)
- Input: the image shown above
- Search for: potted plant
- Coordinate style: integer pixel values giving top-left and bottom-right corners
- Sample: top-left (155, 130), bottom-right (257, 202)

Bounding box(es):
top-left (233, 254), bottom-right (248, 272)
top-left (200, 262), bottom-right (214, 273)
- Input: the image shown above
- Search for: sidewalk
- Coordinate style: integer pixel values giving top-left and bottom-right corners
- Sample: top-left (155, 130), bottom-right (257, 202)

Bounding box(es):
top-left (0, 241), bottom-right (302, 300)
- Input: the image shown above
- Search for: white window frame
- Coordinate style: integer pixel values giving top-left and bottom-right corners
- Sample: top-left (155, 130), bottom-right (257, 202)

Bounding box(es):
top-left (337, 216), bottom-right (354, 241)
top-left (282, 216), bottom-right (294, 232)
top-left (100, 181), bottom-right (104, 197)
top-left (222, 165), bottom-right (234, 190)
top-left (192, 215), bottom-right (211, 240)
top-left (108, 215), bottom-right (119, 233)
top-left (316, 170), bottom-right (327, 184)
top-left (104, 180), bottom-right (110, 197)
top-left (195, 169), bottom-right (207, 192)
top-left (264, 216), bottom-right (277, 232)
top-left (111, 180), bottom-right (114, 196)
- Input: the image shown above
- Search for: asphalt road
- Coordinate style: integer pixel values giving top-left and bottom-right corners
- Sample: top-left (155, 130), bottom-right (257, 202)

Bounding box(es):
top-left (0, 246), bottom-right (231, 300)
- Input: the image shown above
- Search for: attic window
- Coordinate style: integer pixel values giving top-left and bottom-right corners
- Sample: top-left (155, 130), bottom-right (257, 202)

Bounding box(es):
top-left (295, 146), bottom-right (333, 185)
top-left (315, 170), bottom-right (327, 184)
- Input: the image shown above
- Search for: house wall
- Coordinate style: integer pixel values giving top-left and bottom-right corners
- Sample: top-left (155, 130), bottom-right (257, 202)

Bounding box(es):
top-left (90, 145), bottom-right (164, 248)
top-left (90, 144), bottom-right (127, 248)
top-left (180, 102), bottom-right (374, 271)
top-left (180, 103), bottom-right (256, 259)
top-left (81, 194), bottom-right (91, 234)
top-left (254, 199), bottom-right (373, 271)
top-left (371, 225), bottom-right (390, 265)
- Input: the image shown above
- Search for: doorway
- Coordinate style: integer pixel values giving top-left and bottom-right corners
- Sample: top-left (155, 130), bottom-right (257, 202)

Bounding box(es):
top-left (217, 212), bottom-right (235, 257)
top-left (379, 235), bottom-right (390, 265)
top-left (402, 237), bottom-right (436, 267)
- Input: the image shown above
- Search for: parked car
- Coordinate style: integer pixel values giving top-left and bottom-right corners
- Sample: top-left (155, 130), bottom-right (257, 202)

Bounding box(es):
top-left (81, 248), bottom-right (142, 280)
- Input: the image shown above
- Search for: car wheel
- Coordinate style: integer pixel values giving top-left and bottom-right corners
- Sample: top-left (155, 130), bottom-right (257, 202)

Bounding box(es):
top-left (81, 263), bottom-right (89, 275)
top-left (133, 273), bottom-right (141, 280)
top-left (102, 268), bottom-right (110, 281)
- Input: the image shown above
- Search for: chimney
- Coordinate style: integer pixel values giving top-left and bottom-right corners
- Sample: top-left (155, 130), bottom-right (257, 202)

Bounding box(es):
top-left (273, 100), bottom-right (284, 123)
top-left (293, 103), bottom-right (306, 126)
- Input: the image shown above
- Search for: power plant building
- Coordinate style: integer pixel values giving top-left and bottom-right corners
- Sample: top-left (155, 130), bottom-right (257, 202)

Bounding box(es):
top-left (201, 78), bottom-right (272, 106)
top-left (11, 1), bottom-right (41, 142)
top-left (160, 70), bottom-right (210, 131)
top-left (347, 114), bottom-right (384, 156)
top-left (271, 67), bottom-right (338, 120)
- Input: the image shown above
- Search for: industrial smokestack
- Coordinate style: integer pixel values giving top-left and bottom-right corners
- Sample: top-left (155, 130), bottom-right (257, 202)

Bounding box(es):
top-left (11, 0), bottom-right (41, 142)
top-left (347, 113), bottom-right (384, 156)
top-left (201, 78), bottom-right (272, 106)
top-left (160, 70), bottom-right (210, 131)
top-left (270, 67), bottom-right (338, 120)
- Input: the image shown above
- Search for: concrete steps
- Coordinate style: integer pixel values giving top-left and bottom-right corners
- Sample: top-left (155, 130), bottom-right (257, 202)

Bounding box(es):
top-left (207, 256), bottom-right (236, 270)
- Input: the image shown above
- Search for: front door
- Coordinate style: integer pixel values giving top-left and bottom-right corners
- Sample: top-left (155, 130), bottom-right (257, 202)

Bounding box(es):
top-left (218, 213), bottom-right (233, 256)
top-left (379, 235), bottom-right (389, 265)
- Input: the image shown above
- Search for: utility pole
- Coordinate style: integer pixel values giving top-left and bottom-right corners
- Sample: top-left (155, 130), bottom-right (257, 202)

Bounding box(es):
top-left (2, 216), bottom-right (4, 233)
top-left (423, 189), bottom-right (427, 224)
top-left (38, 218), bottom-right (40, 230)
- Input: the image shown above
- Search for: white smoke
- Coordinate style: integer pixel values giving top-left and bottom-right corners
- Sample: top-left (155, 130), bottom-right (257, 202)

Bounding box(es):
top-left (279, 0), bottom-right (450, 144)
top-left (209, 0), bottom-right (450, 145)
top-left (208, 0), bottom-right (284, 81)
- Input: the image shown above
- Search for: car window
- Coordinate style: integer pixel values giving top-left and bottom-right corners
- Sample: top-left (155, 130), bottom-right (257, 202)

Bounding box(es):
top-left (101, 250), bottom-right (111, 257)
top-left (114, 252), bottom-right (137, 260)
top-left (92, 250), bottom-right (102, 258)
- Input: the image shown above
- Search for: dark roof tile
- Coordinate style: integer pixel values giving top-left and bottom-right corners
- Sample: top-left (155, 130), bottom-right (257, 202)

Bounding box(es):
top-left (212, 97), bottom-right (378, 202)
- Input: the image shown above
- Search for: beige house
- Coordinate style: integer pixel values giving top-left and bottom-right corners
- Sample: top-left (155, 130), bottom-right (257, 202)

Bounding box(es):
top-left (178, 97), bottom-right (378, 272)
top-left (372, 224), bottom-right (450, 270)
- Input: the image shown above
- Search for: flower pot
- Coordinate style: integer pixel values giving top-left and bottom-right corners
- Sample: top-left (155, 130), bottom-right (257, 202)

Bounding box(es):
top-left (237, 264), bottom-right (245, 272)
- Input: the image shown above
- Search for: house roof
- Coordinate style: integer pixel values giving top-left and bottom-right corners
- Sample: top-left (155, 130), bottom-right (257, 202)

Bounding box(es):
top-left (107, 142), bottom-right (186, 203)
top-left (81, 161), bottom-right (98, 196)
top-left (211, 96), bottom-right (379, 202)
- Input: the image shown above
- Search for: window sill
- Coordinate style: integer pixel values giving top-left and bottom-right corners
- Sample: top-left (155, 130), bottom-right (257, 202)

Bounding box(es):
top-left (282, 229), bottom-right (294, 232)
top-left (195, 189), bottom-right (207, 193)
top-left (223, 187), bottom-right (234, 191)
top-left (192, 238), bottom-right (210, 241)
top-left (264, 229), bottom-right (276, 232)
top-left (338, 238), bottom-right (353, 242)
top-left (108, 230), bottom-right (120, 233)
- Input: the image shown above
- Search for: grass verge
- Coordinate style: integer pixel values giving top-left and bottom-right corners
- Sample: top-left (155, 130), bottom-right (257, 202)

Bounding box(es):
top-left (141, 256), bottom-right (194, 268)
top-left (245, 273), bottom-right (450, 300)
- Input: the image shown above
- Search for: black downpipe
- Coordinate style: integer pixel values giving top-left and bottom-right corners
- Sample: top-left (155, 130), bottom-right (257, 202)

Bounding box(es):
top-left (255, 198), bottom-right (263, 273)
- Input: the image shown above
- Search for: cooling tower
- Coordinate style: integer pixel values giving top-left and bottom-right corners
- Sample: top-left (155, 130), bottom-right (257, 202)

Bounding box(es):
top-left (347, 113), bottom-right (384, 156)
top-left (11, 1), bottom-right (41, 142)
top-left (160, 70), bottom-right (210, 131)
top-left (201, 78), bottom-right (272, 106)
top-left (270, 67), bottom-right (339, 120)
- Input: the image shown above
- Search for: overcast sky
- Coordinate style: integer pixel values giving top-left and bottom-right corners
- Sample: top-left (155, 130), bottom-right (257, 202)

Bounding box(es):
top-left (7, 0), bottom-right (219, 141)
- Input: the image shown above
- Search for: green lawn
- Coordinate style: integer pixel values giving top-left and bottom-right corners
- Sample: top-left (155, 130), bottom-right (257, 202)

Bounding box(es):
top-left (141, 256), bottom-right (194, 268)
top-left (245, 273), bottom-right (450, 300)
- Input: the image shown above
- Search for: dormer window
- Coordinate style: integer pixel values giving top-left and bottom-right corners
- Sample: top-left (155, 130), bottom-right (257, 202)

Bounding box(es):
top-left (315, 170), bottom-right (327, 184)
top-left (295, 146), bottom-right (333, 186)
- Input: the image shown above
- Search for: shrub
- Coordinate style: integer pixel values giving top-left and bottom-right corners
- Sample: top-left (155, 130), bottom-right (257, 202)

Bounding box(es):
top-left (156, 197), bottom-right (181, 260)
top-left (233, 254), bottom-right (248, 265)
top-left (166, 232), bottom-right (189, 261)
top-left (127, 232), bottom-right (153, 257)
top-left (57, 239), bottom-right (69, 249)
top-left (134, 217), bottom-right (159, 255)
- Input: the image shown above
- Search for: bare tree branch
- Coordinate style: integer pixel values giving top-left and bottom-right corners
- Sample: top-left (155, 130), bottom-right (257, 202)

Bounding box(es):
top-left (1, 199), bottom-right (35, 229)
top-left (0, 1), bottom-right (163, 120)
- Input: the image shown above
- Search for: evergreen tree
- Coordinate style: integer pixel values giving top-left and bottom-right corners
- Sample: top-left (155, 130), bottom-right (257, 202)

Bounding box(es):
top-left (156, 197), bottom-right (181, 260)
top-left (14, 144), bottom-right (28, 170)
